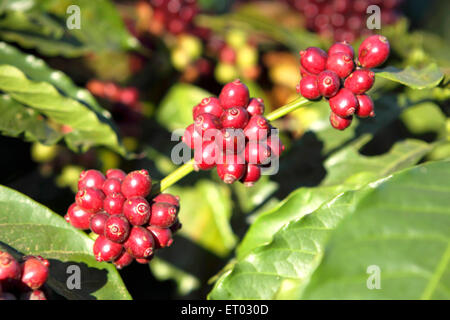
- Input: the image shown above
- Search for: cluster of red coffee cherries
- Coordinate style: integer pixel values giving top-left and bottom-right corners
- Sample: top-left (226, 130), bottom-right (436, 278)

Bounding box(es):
top-left (0, 252), bottom-right (49, 300)
top-left (297, 35), bottom-right (390, 130)
top-left (86, 80), bottom-right (140, 110)
top-left (65, 169), bottom-right (181, 269)
top-left (149, 0), bottom-right (199, 35)
top-left (182, 79), bottom-right (285, 186)
top-left (285, 0), bottom-right (402, 42)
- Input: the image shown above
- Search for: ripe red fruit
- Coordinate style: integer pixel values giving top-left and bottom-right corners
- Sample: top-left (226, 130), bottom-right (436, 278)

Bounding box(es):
top-left (216, 128), bottom-right (246, 154)
top-left (328, 41), bottom-right (355, 59)
top-left (147, 226), bottom-right (173, 249)
top-left (123, 196), bottom-right (151, 226)
top-left (78, 170), bottom-right (106, 190)
top-left (93, 236), bottom-right (123, 262)
top-left (0, 251), bottom-right (21, 281)
top-left (219, 79), bottom-right (250, 109)
top-left (20, 290), bottom-right (47, 300)
top-left (103, 192), bottom-right (126, 215)
top-left (75, 188), bottom-right (105, 213)
top-left (67, 203), bottom-right (94, 229)
top-left (135, 256), bottom-right (154, 264)
top-left (245, 141), bottom-right (272, 165)
top-left (240, 164), bottom-right (261, 187)
top-left (246, 98), bottom-right (265, 116)
top-left (317, 70), bottom-right (340, 98)
top-left (329, 88), bottom-right (358, 117)
top-left (104, 215), bottom-right (130, 243)
top-left (102, 178), bottom-right (122, 196)
top-left (124, 227), bottom-right (155, 259)
top-left (20, 257), bottom-right (49, 290)
top-left (266, 135), bottom-right (285, 157)
top-left (152, 193), bottom-right (180, 208)
top-left (330, 112), bottom-right (353, 130)
top-left (300, 47), bottom-right (328, 74)
top-left (89, 212), bottom-right (109, 235)
top-left (299, 75), bottom-right (320, 100)
top-left (326, 53), bottom-right (355, 78)
top-left (194, 113), bottom-right (221, 134)
top-left (113, 251), bottom-right (134, 270)
top-left (220, 106), bottom-right (249, 129)
top-left (121, 170), bottom-right (152, 198)
top-left (182, 123), bottom-right (202, 149)
top-left (356, 94), bottom-right (375, 118)
top-left (244, 115), bottom-right (270, 141)
top-left (300, 64), bottom-right (314, 77)
top-left (106, 169), bottom-right (126, 182)
top-left (216, 153), bottom-right (246, 184)
top-left (193, 140), bottom-right (220, 171)
top-left (193, 97), bottom-right (223, 119)
top-left (358, 35), bottom-right (390, 68)
top-left (344, 69), bottom-right (375, 94)
top-left (119, 87), bottom-right (139, 106)
top-left (149, 202), bottom-right (178, 228)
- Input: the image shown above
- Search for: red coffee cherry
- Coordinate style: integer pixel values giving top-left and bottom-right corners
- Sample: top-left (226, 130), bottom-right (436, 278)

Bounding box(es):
top-left (246, 98), bottom-right (265, 116)
top-left (0, 251), bottom-right (21, 281)
top-left (216, 153), bottom-right (246, 184)
top-left (78, 169), bottom-right (106, 190)
top-left (103, 192), bottom-right (126, 215)
top-left (244, 141), bottom-right (272, 165)
top-left (182, 123), bottom-right (202, 149)
top-left (300, 47), bottom-right (328, 74)
top-left (104, 215), bottom-right (130, 243)
top-left (330, 112), bottom-right (353, 130)
top-left (217, 128), bottom-right (246, 154)
top-left (299, 75), bottom-right (320, 100)
top-left (194, 113), bottom-right (222, 134)
top-left (75, 188), bottom-right (105, 213)
top-left (113, 251), bottom-right (134, 270)
top-left (149, 202), bottom-right (178, 228)
top-left (123, 196), bottom-right (151, 226)
top-left (358, 35), bottom-right (390, 68)
top-left (244, 115), bottom-right (270, 141)
top-left (124, 227), bottom-right (155, 259)
top-left (93, 236), bottom-right (123, 262)
top-left (106, 169), bottom-right (126, 182)
top-left (219, 79), bottom-right (250, 109)
top-left (326, 52), bottom-right (355, 78)
top-left (89, 212), bottom-right (109, 235)
top-left (20, 290), bottom-right (47, 300)
top-left (67, 203), bottom-right (94, 229)
top-left (356, 94), bottom-right (375, 118)
top-left (317, 70), bottom-right (340, 98)
top-left (240, 163), bottom-right (261, 187)
top-left (220, 106), bottom-right (249, 129)
top-left (300, 64), bottom-right (314, 77)
top-left (193, 140), bottom-right (220, 171)
top-left (135, 256), bottom-right (154, 264)
top-left (328, 41), bottom-right (355, 59)
top-left (20, 257), bottom-right (49, 290)
top-left (152, 193), bottom-right (180, 208)
top-left (193, 97), bottom-right (223, 119)
top-left (102, 178), bottom-right (122, 196)
top-left (121, 170), bottom-right (152, 198)
top-left (119, 87), bottom-right (139, 106)
top-left (147, 226), bottom-right (173, 249)
top-left (329, 88), bottom-right (358, 117)
top-left (344, 69), bottom-right (375, 94)
top-left (266, 135), bottom-right (285, 157)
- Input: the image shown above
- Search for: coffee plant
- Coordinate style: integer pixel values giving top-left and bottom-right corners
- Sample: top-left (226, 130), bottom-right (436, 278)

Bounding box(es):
top-left (0, 0), bottom-right (448, 301)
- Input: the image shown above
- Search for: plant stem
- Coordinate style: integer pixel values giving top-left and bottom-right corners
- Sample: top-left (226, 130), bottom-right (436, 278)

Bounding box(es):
top-left (157, 96), bottom-right (311, 192)
top-left (266, 96), bottom-right (311, 121)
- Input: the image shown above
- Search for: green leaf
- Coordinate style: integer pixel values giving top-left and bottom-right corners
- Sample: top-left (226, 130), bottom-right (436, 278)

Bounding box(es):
top-left (237, 139), bottom-right (432, 259)
top-left (375, 64), bottom-right (444, 90)
top-left (0, 64), bottom-right (127, 155)
top-left (400, 102), bottom-right (447, 137)
top-left (209, 160), bottom-right (450, 299)
top-left (0, 185), bottom-right (131, 300)
top-left (157, 83), bottom-right (213, 132)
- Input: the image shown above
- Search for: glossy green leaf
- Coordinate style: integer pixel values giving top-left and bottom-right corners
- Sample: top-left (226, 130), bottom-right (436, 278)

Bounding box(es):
top-left (0, 64), bottom-right (126, 154)
top-left (237, 139), bottom-right (432, 259)
top-left (375, 64), bottom-right (444, 90)
top-left (0, 185), bottom-right (131, 300)
top-left (157, 83), bottom-right (213, 132)
top-left (209, 160), bottom-right (450, 299)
